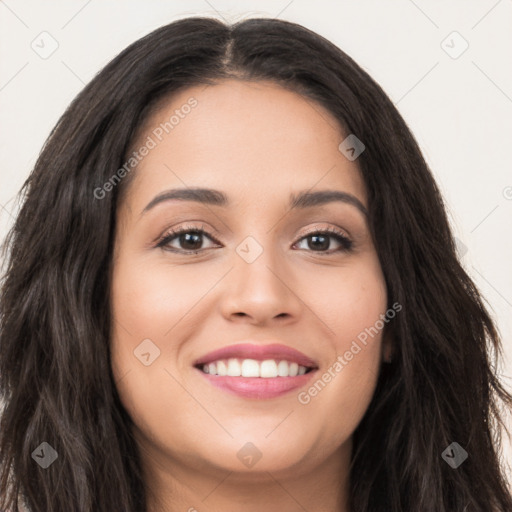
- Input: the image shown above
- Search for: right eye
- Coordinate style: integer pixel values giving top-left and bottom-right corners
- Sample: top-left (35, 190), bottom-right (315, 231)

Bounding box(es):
top-left (156, 225), bottom-right (221, 254)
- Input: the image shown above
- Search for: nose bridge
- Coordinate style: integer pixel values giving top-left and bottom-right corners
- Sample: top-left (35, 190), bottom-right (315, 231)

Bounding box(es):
top-left (219, 227), bottom-right (299, 322)
top-left (229, 200), bottom-right (280, 271)
top-left (234, 230), bottom-right (284, 292)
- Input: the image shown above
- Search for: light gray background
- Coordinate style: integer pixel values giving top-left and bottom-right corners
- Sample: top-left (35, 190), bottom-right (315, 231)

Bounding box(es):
top-left (1, 0), bottom-right (511, 484)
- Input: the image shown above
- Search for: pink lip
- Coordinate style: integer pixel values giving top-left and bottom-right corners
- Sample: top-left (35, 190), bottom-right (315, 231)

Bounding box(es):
top-left (198, 371), bottom-right (318, 399)
top-left (193, 342), bottom-right (318, 368)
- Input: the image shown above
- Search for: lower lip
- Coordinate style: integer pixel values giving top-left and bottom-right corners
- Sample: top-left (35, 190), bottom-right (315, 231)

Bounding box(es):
top-left (196, 368), bottom-right (317, 399)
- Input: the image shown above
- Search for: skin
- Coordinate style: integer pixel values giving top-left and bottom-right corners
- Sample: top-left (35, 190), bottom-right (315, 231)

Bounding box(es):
top-left (110, 79), bottom-right (393, 512)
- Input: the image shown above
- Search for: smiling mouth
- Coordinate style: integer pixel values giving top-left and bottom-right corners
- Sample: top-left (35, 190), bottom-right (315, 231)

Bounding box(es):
top-left (194, 357), bottom-right (316, 378)
top-left (193, 342), bottom-right (319, 398)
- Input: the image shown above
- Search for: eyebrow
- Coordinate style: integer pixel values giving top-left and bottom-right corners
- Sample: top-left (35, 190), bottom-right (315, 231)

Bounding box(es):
top-left (141, 187), bottom-right (368, 217)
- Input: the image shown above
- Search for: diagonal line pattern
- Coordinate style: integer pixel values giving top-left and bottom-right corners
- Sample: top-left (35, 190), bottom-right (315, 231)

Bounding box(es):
top-left (470, 204), bottom-right (499, 233)
top-left (395, 62), bottom-right (439, 105)
top-left (472, 61), bottom-right (512, 104)
top-left (274, 0), bottom-right (295, 20)
top-left (266, 471), bottom-right (311, 511)
top-left (265, 265), bottom-right (337, 335)
top-left (0, 62), bottom-right (29, 92)
top-left (300, 96), bottom-right (340, 133)
top-left (0, 0), bottom-right (29, 28)
top-left (471, 0), bottom-right (502, 30)
top-left (61, 61), bottom-right (86, 85)
top-left (201, 470), bottom-right (234, 502)
top-left (164, 164), bottom-right (232, 234)
top-left (0, 202), bottom-right (15, 222)
top-left (202, 0), bottom-right (228, 23)
top-left (266, 164), bottom-right (337, 235)
top-left (113, 316), bottom-right (133, 338)
top-left (164, 267), bottom-right (234, 337)
top-left (407, 0), bottom-right (439, 28)
top-left (265, 410), bottom-right (294, 437)
top-left (472, 266), bottom-right (512, 307)
top-left (163, 367), bottom-right (234, 438)
top-left (114, 368), bottom-right (132, 385)
top-left (61, 0), bottom-right (93, 29)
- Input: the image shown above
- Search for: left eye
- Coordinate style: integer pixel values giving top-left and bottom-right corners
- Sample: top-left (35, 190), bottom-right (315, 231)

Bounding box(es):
top-left (156, 226), bottom-right (353, 254)
top-left (294, 230), bottom-right (353, 253)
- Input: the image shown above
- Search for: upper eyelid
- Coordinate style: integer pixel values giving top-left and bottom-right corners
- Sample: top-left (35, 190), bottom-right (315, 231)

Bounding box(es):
top-left (161, 223), bottom-right (350, 238)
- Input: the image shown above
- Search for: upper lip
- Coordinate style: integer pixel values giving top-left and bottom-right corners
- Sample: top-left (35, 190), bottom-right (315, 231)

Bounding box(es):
top-left (193, 342), bottom-right (319, 369)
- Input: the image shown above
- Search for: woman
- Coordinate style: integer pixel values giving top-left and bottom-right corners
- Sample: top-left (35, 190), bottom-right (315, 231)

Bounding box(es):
top-left (1, 16), bottom-right (511, 512)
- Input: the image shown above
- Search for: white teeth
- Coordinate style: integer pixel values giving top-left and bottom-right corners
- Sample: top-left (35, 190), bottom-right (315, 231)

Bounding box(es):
top-left (277, 360), bottom-right (289, 377)
top-left (200, 358), bottom-right (311, 378)
top-left (227, 358), bottom-right (241, 376)
top-left (241, 359), bottom-right (260, 377)
top-left (217, 360), bottom-right (227, 376)
top-left (260, 360), bottom-right (278, 378)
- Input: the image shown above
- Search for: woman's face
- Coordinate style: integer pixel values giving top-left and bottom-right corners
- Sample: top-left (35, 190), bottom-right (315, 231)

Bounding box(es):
top-left (111, 79), bottom-right (390, 484)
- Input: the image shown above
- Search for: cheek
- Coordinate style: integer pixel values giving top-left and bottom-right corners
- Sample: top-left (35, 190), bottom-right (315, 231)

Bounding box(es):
top-left (109, 255), bottom-right (172, 383)
top-left (295, 255), bottom-right (387, 437)
top-left (110, 255), bottom-right (206, 352)
top-left (109, 252), bottom-right (226, 407)
top-left (302, 253), bottom-right (387, 344)
top-left (109, 255), bottom-right (197, 434)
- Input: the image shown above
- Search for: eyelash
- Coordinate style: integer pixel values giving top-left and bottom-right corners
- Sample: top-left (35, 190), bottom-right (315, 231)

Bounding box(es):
top-left (155, 223), bottom-right (353, 255)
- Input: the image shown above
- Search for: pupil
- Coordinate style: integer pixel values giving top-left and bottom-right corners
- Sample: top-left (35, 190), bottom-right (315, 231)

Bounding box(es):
top-left (181, 232), bottom-right (202, 250)
top-left (309, 234), bottom-right (329, 251)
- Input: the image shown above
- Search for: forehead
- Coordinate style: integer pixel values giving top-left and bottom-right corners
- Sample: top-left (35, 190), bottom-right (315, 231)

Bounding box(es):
top-left (122, 79), bottom-right (367, 212)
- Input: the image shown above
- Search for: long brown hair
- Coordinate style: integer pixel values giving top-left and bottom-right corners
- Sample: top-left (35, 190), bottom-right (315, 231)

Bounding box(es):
top-left (1, 16), bottom-right (511, 511)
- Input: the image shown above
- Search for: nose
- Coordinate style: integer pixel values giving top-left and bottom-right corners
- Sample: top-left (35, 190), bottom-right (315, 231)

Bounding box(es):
top-left (218, 240), bottom-right (302, 326)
